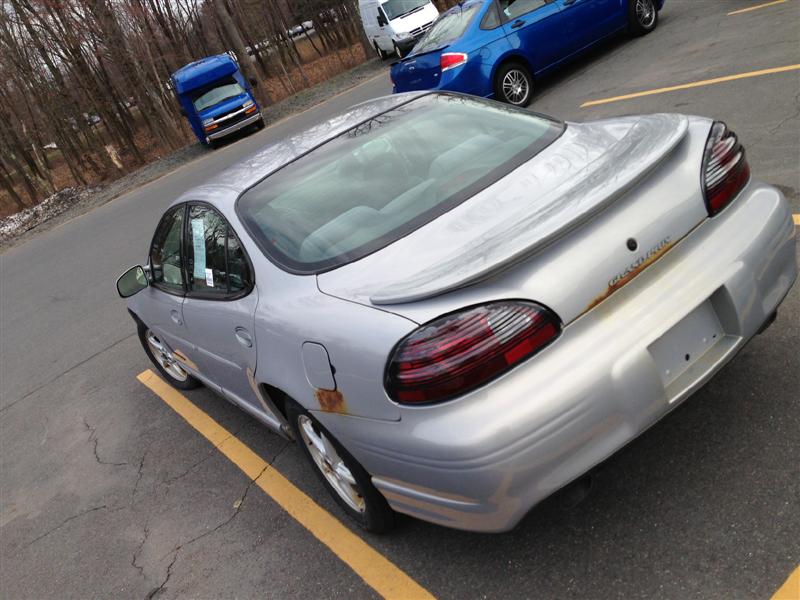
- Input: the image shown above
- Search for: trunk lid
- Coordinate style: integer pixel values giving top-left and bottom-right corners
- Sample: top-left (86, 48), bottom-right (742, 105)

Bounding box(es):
top-left (317, 114), bottom-right (712, 324)
top-left (391, 48), bottom-right (446, 92)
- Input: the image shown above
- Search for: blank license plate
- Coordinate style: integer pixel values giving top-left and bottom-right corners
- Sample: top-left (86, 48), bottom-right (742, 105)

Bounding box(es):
top-left (648, 300), bottom-right (724, 388)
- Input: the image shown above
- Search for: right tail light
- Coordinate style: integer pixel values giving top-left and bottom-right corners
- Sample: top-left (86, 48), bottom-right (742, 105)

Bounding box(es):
top-left (385, 301), bottom-right (561, 405)
top-left (702, 121), bottom-right (750, 216)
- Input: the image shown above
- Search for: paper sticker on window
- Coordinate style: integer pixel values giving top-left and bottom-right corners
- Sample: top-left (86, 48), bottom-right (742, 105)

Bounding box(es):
top-left (205, 268), bottom-right (214, 288)
top-left (191, 219), bottom-right (206, 279)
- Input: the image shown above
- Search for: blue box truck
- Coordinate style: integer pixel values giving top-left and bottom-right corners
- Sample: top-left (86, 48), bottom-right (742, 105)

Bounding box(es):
top-left (171, 54), bottom-right (264, 148)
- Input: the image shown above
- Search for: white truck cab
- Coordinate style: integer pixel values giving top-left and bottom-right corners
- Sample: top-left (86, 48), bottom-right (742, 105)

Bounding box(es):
top-left (358, 0), bottom-right (439, 59)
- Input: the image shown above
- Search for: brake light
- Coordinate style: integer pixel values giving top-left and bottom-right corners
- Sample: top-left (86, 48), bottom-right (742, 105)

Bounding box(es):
top-left (702, 121), bottom-right (750, 216)
top-left (440, 52), bottom-right (468, 72)
top-left (385, 301), bottom-right (561, 404)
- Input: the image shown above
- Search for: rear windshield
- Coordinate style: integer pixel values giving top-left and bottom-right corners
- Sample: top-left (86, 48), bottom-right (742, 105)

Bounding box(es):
top-left (236, 94), bottom-right (563, 274)
top-left (413, 3), bottom-right (480, 54)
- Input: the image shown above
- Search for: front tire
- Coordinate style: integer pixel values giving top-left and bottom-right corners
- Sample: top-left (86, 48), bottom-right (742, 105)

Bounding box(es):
top-left (628, 0), bottom-right (658, 35)
top-left (393, 42), bottom-right (403, 59)
top-left (494, 62), bottom-right (534, 107)
top-left (138, 324), bottom-right (200, 390)
top-left (287, 401), bottom-right (395, 533)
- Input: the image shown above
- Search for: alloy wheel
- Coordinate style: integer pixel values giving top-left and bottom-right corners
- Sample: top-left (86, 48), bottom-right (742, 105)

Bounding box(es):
top-left (502, 69), bottom-right (530, 105)
top-left (297, 415), bottom-right (365, 512)
top-left (145, 330), bottom-right (188, 382)
top-left (636, 0), bottom-right (656, 28)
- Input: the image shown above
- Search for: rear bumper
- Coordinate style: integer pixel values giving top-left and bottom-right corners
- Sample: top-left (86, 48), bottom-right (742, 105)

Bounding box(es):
top-left (208, 112), bottom-right (261, 140)
top-left (319, 180), bottom-right (796, 532)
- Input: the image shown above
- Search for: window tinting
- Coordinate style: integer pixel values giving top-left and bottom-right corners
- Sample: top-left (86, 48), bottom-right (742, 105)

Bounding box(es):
top-left (237, 94), bottom-right (563, 274)
top-left (499, 0), bottom-right (547, 21)
top-left (227, 231), bottom-right (251, 293)
top-left (481, 2), bottom-right (501, 29)
top-left (149, 206), bottom-right (185, 293)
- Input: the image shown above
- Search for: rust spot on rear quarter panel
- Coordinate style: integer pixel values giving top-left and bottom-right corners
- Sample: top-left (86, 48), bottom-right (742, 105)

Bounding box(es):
top-left (315, 389), bottom-right (348, 414)
top-left (584, 239), bottom-right (676, 314)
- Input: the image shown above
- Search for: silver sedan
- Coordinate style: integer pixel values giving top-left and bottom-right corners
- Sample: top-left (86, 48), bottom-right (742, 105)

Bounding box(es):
top-left (117, 92), bottom-right (797, 533)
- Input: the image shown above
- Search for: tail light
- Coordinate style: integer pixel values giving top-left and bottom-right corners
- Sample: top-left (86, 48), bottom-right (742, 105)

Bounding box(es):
top-left (385, 301), bottom-right (561, 404)
top-left (702, 121), bottom-right (750, 216)
top-left (440, 52), bottom-right (468, 72)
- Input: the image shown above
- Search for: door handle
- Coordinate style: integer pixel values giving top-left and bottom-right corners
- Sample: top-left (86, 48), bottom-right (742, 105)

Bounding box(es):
top-left (511, 19), bottom-right (525, 29)
top-left (234, 327), bottom-right (253, 348)
top-left (170, 310), bottom-right (183, 326)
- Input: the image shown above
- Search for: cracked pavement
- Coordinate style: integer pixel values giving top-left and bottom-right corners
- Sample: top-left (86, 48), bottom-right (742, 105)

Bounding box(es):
top-left (1, 1), bottom-right (798, 598)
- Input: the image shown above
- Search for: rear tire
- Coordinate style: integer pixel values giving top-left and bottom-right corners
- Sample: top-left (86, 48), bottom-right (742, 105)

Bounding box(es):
top-left (628, 0), bottom-right (658, 36)
top-left (494, 62), bottom-right (534, 107)
top-left (287, 401), bottom-right (395, 533)
top-left (374, 41), bottom-right (388, 60)
top-left (138, 323), bottom-right (200, 390)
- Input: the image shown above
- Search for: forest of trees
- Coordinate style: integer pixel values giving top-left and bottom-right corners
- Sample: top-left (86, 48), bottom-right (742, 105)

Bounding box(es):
top-left (0, 0), bottom-right (459, 217)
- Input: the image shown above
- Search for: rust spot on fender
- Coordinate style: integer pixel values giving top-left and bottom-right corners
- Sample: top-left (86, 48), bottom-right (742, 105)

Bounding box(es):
top-left (584, 239), bottom-right (676, 314)
top-left (315, 389), bottom-right (348, 414)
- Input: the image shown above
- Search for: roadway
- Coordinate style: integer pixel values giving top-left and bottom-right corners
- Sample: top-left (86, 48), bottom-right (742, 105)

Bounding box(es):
top-left (1, 0), bottom-right (798, 598)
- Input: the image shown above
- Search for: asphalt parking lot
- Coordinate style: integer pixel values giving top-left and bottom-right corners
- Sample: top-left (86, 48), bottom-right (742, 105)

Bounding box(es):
top-left (1, 1), bottom-right (799, 598)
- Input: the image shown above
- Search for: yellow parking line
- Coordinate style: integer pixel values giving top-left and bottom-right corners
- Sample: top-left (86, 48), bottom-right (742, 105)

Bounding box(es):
top-left (772, 564), bottom-right (800, 600)
top-left (137, 370), bottom-right (435, 600)
top-left (728, 0), bottom-right (786, 16)
top-left (580, 64), bottom-right (800, 108)
top-left (794, 214), bottom-right (800, 226)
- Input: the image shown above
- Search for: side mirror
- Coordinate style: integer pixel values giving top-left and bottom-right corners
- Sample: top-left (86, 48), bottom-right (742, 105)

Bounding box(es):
top-left (248, 77), bottom-right (258, 87)
top-left (179, 107), bottom-right (186, 116)
top-left (377, 14), bottom-right (386, 27)
top-left (117, 265), bottom-right (148, 298)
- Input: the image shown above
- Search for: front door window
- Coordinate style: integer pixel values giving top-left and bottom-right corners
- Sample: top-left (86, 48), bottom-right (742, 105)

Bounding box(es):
top-left (149, 205), bottom-right (185, 294)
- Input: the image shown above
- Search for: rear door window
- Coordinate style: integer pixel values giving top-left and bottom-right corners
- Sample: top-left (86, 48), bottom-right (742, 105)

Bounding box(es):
top-left (499, 0), bottom-right (548, 21)
top-left (186, 204), bottom-right (253, 299)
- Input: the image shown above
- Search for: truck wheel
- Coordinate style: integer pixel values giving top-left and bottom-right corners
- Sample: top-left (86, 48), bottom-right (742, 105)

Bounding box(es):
top-left (287, 401), bottom-right (395, 533)
top-left (628, 0), bottom-right (658, 36)
top-left (374, 41), bottom-right (388, 60)
top-left (393, 42), bottom-right (404, 59)
top-left (256, 117), bottom-right (265, 131)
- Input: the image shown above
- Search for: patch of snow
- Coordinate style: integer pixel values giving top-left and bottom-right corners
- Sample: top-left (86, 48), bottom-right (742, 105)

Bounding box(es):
top-left (0, 187), bottom-right (100, 242)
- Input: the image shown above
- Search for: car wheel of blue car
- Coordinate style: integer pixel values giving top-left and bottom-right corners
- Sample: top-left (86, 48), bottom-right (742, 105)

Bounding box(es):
top-left (495, 63), bottom-right (533, 107)
top-left (629, 0), bottom-right (658, 35)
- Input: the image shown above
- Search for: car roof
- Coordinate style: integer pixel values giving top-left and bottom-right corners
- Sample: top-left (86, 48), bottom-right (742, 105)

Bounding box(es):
top-left (172, 92), bottom-right (428, 210)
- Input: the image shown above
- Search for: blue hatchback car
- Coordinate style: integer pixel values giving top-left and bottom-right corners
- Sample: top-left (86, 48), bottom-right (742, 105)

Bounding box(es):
top-left (391, 0), bottom-right (664, 106)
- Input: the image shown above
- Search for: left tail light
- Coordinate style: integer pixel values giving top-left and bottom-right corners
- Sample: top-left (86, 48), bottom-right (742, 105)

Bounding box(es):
top-left (702, 121), bottom-right (750, 216)
top-left (385, 301), bottom-right (561, 404)
top-left (440, 52), bottom-right (468, 72)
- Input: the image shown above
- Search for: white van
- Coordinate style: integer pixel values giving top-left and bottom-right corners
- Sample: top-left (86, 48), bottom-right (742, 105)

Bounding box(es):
top-left (359, 0), bottom-right (439, 59)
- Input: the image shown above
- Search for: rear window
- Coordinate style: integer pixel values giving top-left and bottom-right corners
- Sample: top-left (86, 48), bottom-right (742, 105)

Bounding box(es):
top-left (236, 94), bottom-right (563, 274)
top-left (413, 3), bottom-right (480, 54)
